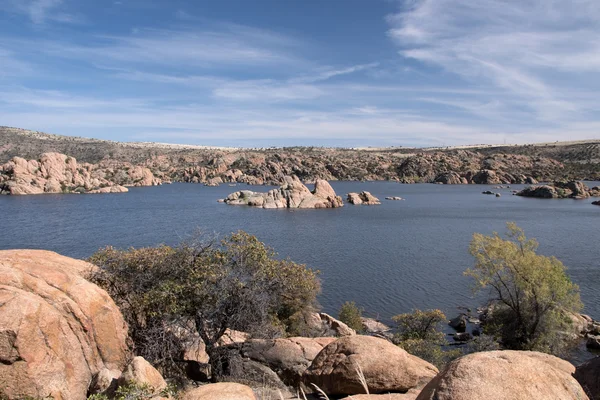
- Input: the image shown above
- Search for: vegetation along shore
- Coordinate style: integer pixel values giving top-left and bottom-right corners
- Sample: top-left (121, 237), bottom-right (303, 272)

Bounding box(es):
top-left (1, 224), bottom-right (599, 399)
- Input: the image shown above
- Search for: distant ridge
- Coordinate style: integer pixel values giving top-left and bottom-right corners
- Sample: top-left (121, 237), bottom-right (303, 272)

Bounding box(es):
top-left (2, 125), bottom-right (599, 153)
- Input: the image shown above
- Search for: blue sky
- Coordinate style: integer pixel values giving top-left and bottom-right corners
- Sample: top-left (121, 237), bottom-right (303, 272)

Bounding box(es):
top-left (1, 0), bottom-right (599, 147)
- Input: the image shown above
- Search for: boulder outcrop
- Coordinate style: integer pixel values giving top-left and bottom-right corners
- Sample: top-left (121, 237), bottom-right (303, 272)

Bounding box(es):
top-left (341, 393), bottom-right (420, 400)
top-left (587, 335), bottom-right (600, 350)
top-left (0, 152), bottom-right (160, 195)
top-left (517, 181), bottom-right (600, 199)
top-left (223, 176), bottom-right (343, 209)
top-left (304, 335), bottom-right (438, 396)
top-left (361, 317), bottom-right (391, 333)
top-left (434, 171), bottom-right (467, 185)
top-left (117, 356), bottom-right (167, 393)
top-left (347, 191), bottom-right (381, 205)
top-left (318, 312), bottom-right (357, 336)
top-left (239, 337), bottom-right (336, 386)
top-left (0, 250), bottom-right (129, 400)
top-left (416, 350), bottom-right (588, 400)
top-left (180, 382), bottom-right (257, 400)
top-left (575, 356), bottom-right (600, 400)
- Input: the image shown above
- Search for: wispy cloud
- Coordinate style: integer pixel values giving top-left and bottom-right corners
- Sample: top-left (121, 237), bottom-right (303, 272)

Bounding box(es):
top-left (0, 49), bottom-right (32, 78)
top-left (2, 0), bottom-right (81, 24)
top-left (291, 62), bottom-right (380, 83)
top-left (213, 80), bottom-right (323, 102)
top-left (387, 0), bottom-right (600, 122)
top-left (1, 86), bottom-right (596, 147)
top-left (28, 0), bottom-right (62, 24)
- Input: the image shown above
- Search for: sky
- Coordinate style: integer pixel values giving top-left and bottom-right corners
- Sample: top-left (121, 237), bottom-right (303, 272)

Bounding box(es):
top-left (1, 0), bottom-right (600, 147)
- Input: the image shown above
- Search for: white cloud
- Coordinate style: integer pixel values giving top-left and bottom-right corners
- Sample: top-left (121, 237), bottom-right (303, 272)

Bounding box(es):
top-left (291, 62), bottom-right (380, 83)
top-left (2, 87), bottom-right (598, 147)
top-left (19, 26), bottom-right (306, 71)
top-left (387, 0), bottom-right (600, 122)
top-left (28, 0), bottom-right (62, 24)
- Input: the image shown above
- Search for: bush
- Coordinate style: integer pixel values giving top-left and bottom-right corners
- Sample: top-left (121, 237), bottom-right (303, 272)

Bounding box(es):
top-left (466, 222), bottom-right (582, 355)
top-left (87, 382), bottom-right (177, 400)
top-left (88, 231), bottom-right (321, 377)
top-left (338, 301), bottom-right (364, 332)
top-left (392, 309), bottom-right (460, 369)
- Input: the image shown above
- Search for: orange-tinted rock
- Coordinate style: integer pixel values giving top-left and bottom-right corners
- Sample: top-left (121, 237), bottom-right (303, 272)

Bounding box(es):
top-left (416, 350), bottom-right (588, 400)
top-left (0, 152), bottom-right (160, 195)
top-left (0, 250), bottom-right (129, 400)
top-left (304, 335), bottom-right (438, 396)
top-left (180, 382), bottom-right (257, 400)
top-left (118, 356), bottom-right (167, 392)
top-left (224, 176), bottom-right (343, 209)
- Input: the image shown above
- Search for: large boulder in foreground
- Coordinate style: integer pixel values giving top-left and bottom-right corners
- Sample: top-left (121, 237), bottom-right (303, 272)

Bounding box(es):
top-left (240, 337), bottom-right (336, 386)
top-left (0, 250), bottom-right (129, 400)
top-left (222, 176), bottom-right (343, 209)
top-left (575, 356), bottom-right (600, 400)
top-left (304, 335), bottom-right (438, 396)
top-left (341, 393), bottom-right (419, 400)
top-left (416, 350), bottom-right (588, 400)
top-left (180, 382), bottom-right (257, 400)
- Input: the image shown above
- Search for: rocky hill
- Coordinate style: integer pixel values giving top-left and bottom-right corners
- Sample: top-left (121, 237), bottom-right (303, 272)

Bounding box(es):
top-left (1, 127), bottom-right (599, 194)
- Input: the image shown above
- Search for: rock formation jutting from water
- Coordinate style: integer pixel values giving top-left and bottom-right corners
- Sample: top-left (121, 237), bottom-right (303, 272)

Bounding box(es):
top-left (516, 181), bottom-right (600, 199)
top-left (222, 175), bottom-right (343, 209)
top-left (346, 191), bottom-right (381, 205)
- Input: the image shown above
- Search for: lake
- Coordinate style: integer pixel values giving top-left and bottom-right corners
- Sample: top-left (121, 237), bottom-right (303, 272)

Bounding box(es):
top-left (1, 181), bottom-right (599, 324)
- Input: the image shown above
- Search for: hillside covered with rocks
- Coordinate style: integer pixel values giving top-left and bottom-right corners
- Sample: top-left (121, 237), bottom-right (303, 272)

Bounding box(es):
top-left (1, 127), bottom-right (599, 195)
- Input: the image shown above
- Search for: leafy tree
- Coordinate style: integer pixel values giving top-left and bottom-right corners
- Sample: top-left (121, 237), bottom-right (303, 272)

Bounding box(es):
top-left (392, 309), bottom-right (460, 368)
top-left (466, 222), bottom-right (582, 355)
top-left (88, 231), bottom-right (320, 377)
top-left (338, 301), bottom-right (364, 333)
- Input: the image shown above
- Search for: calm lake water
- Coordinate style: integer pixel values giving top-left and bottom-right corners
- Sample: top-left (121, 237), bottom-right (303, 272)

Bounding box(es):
top-left (1, 181), bottom-right (599, 324)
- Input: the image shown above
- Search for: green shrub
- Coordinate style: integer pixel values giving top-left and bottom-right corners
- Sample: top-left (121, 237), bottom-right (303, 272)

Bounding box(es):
top-left (466, 222), bottom-right (582, 355)
top-left (338, 301), bottom-right (364, 333)
top-left (87, 382), bottom-right (177, 400)
top-left (392, 309), bottom-right (460, 369)
top-left (88, 231), bottom-right (321, 377)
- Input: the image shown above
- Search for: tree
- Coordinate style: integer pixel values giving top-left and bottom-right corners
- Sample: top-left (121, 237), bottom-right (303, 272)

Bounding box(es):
top-left (88, 231), bottom-right (321, 376)
top-left (338, 301), bottom-right (364, 333)
top-left (392, 309), bottom-right (460, 368)
top-left (466, 222), bottom-right (582, 354)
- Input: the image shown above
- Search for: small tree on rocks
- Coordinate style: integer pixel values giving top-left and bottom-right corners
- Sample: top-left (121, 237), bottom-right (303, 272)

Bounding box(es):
top-left (466, 222), bottom-right (582, 355)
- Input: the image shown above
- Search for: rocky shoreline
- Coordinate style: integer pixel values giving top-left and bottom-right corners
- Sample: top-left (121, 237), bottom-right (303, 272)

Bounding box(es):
top-left (516, 180), bottom-right (600, 199)
top-left (1, 249), bottom-right (598, 400)
top-left (3, 127), bottom-right (600, 196)
top-left (0, 152), bottom-right (161, 195)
